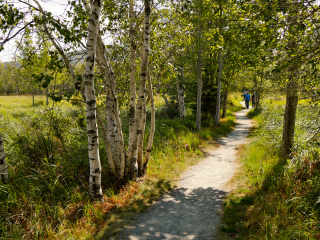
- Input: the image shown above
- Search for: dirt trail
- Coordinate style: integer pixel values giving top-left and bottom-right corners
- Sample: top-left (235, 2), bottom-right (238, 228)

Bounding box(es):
top-left (117, 105), bottom-right (253, 240)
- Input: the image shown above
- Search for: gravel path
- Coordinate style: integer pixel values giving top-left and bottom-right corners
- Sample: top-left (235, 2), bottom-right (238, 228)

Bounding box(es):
top-left (118, 105), bottom-right (253, 240)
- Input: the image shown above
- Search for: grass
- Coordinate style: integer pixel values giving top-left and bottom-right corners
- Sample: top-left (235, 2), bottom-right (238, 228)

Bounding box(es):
top-left (0, 93), bottom-right (242, 240)
top-left (219, 97), bottom-right (320, 239)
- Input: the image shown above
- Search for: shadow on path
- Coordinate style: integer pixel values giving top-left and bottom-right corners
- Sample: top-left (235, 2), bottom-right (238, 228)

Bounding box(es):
top-left (96, 106), bottom-right (253, 240)
top-left (110, 187), bottom-right (227, 240)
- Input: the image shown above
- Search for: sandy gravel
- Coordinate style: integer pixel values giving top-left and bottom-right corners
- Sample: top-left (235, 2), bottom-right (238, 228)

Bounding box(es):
top-left (117, 104), bottom-right (253, 240)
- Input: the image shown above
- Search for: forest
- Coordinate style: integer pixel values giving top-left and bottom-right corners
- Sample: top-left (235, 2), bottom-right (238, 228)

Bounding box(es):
top-left (0, 0), bottom-right (320, 239)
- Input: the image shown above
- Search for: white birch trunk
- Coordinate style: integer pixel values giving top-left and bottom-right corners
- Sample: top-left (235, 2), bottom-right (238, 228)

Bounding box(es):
top-left (84, 0), bottom-right (103, 201)
top-left (0, 135), bottom-right (8, 183)
top-left (94, 31), bottom-right (126, 180)
top-left (127, 0), bottom-right (151, 179)
top-left (137, 99), bottom-right (146, 176)
top-left (143, 72), bottom-right (155, 174)
top-left (36, 0), bottom-right (107, 197)
top-left (215, 49), bottom-right (223, 126)
top-left (128, 0), bottom-right (137, 177)
top-left (96, 113), bottom-right (117, 177)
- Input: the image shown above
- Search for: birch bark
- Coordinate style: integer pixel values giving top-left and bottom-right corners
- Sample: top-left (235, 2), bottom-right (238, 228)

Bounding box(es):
top-left (128, 0), bottom-right (137, 176)
top-left (143, 71), bottom-right (155, 174)
top-left (95, 34), bottom-right (126, 179)
top-left (82, 0), bottom-right (125, 181)
top-left (0, 135), bottom-right (8, 183)
top-left (127, 0), bottom-right (151, 179)
top-left (84, 0), bottom-right (103, 200)
top-left (137, 99), bottom-right (146, 176)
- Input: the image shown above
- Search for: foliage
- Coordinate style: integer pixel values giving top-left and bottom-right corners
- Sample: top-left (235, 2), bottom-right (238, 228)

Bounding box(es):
top-left (220, 98), bottom-right (320, 239)
top-left (0, 94), bottom-right (239, 239)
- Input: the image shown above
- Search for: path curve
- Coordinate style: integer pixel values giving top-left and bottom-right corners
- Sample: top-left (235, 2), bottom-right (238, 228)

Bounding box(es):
top-left (118, 105), bottom-right (253, 240)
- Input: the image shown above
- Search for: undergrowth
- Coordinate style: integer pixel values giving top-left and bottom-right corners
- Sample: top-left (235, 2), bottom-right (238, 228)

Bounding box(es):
top-left (0, 94), bottom-right (240, 240)
top-left (219, 98), bottom-right (320, 239)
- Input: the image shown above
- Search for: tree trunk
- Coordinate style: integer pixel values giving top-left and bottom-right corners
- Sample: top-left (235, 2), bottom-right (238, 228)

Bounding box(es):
top-left (94, 31), bottom-right (126, 180)
top-left (84, 0), bottom-right (103, 201)
top-left (137, 98), bottom-right (146, 176)
top-left (143, 71), bottom-right (155, 174)
top-left (0, 135), bottom-right (8, 183)
top-left (196, 34), bottom-right (203, 131)
top-left (127, 0), bottom-right (151, 180)
top-left (177, 66), bottom-right (185, 120)
top-left (163, 95), bottom-right (169, 109)
top-left (281, 68), bottom-right (298, 159)
top-left (128, 0), bottom-right (137, 176)
top-left (215, 49), bottom-right (223, 126)
top-left (222, 83), bottom-right (228, 118)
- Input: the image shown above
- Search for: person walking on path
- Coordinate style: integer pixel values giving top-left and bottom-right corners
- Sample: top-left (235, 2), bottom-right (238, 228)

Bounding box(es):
top-left (243, 90), bottom-right (246, 100)
top-left (252, 93), bottom-right (255, 108)
top-left (245, 91), bottom-right (251, 109)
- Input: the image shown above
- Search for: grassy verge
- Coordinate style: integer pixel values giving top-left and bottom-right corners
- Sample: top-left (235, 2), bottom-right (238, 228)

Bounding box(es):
top-left (219, 98), bottom-right (320, 239)
top-left (0, 94), bottom-right (243, 240)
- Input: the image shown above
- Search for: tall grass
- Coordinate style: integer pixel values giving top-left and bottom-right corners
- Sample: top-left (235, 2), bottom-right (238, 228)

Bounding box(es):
top-left (220, 98), bottom-right (320, 239)
top-left (0, 94), bottom-right (240, 239)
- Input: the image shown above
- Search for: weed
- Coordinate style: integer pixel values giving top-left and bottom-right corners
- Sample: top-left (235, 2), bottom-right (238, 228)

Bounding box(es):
top-left (219, 98), bottom-right (320, 239)
top-left (0, 94), bottom-right (240, 239)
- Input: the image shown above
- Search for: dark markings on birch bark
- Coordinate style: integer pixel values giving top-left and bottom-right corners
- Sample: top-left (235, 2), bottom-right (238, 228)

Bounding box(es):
top-left (94, 168), bottom-right (101, 173)
top-left (137, 130), bottom-right (142, 134)
top-left (0, 159), bottom-right (4, 164)
top-left (86, 114), bottom-right (96, 120)
top-left (86, 55), bottom-right (94, 62)
top-left (87, 100), bottom-right (96, 106)
top-left (130, 106), bottom-right (135, 117)
top-left (87, 130), bottom-right (96, 135)
top-left (85, 74), bottom-right (94, 80)
top-left (93, 0), bottom-right (101, 7)
top-left (75, 82), bottom-right (81, 90)
top-left (92, 12), bottom-right (98, 21)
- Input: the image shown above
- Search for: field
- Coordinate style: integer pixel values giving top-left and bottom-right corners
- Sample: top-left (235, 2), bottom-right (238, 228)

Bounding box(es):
top-left (0, 94), bottom-right (242, 239)
top-left (220, 97), bottom-right (320, 239)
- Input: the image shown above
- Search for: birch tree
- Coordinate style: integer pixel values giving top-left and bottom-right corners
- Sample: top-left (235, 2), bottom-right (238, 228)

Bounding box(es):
top-left (1, 0), bottom-right (156, 186)
top-left (127, 0), bottom-right (151, 179)
top-left (83, 0), bottom-right (103, 201)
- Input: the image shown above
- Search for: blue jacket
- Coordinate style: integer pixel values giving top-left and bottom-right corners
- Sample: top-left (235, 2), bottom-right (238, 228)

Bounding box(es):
top-left (245, 94), bottom-right (251, 101)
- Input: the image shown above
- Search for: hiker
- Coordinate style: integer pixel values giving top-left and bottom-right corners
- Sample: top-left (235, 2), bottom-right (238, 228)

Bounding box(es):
top-left (252, 93), bottom-right (255, 108)
top-left (243, 90), bottom-right (246, 100)
top-left (245, 91), bottom-right (251, 109)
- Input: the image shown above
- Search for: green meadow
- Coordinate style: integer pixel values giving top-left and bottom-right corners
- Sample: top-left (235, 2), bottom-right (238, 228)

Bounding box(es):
top-left (220, 97), bottom-right (320, 239)
top-left (0, 94), bottom-right (242, 239)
